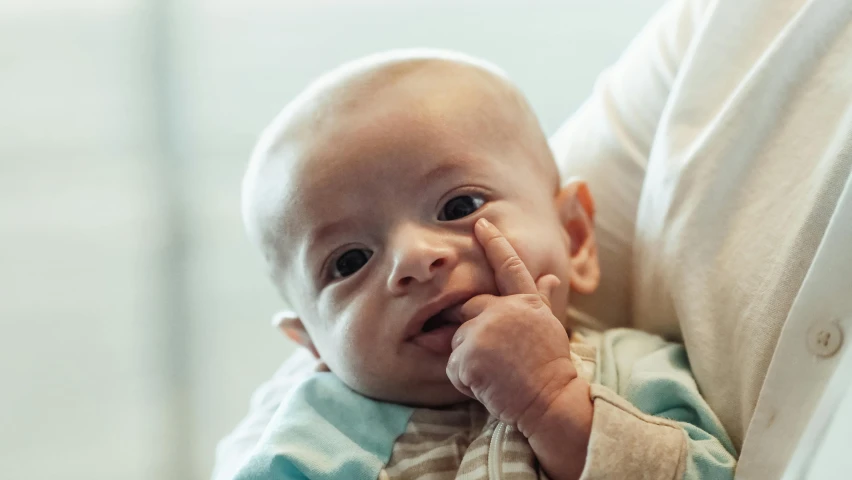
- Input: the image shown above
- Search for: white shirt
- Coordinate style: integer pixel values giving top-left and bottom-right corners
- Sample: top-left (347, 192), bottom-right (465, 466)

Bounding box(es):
top-left (215, 0), bottom-right (852, 478)
top-left (555, 0), bottom-right (852, 477)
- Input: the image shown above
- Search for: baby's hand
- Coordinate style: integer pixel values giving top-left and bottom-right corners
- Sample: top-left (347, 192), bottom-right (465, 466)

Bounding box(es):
top-left (446, 218), bottom-right (580, 438)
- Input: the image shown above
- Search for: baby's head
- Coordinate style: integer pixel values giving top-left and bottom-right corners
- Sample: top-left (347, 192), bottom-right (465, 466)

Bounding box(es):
top-left (242, 50), bottom-right (599, 406)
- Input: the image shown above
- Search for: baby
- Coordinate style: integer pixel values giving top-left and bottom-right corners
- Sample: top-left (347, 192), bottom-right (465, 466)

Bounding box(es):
top-left (236, 50), bottom-right (736, 480)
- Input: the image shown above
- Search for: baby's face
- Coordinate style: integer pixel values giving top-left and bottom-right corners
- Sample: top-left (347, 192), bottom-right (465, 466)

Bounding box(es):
top-left (261, 66), bottom-right (586, 406)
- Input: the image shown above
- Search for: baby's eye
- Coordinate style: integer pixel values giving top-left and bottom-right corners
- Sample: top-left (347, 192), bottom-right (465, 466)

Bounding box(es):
top-left (439, 194), bottom-right (485, 221)
top-left (333, 249), bottom-right (373, 278)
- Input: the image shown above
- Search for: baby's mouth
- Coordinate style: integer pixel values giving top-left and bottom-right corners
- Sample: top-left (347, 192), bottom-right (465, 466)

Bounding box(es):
top-left (421, 309), bottom-right (455, 332)
top-left (412, 305), bottom-right (464, 355)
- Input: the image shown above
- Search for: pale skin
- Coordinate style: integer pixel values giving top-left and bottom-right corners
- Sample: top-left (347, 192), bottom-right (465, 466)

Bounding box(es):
top-left (243, 51), bottom-right (600, 480)
top-left (449, 218), bottom-right (594, 480)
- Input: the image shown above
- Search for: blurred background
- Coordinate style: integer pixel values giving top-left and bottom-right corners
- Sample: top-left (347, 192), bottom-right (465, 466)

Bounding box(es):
top-left (2, 0), bottom-right (779, 478)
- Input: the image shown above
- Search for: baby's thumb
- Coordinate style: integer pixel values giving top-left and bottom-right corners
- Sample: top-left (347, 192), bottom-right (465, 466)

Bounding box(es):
top-left (535, 274), bottom-right (561, 310)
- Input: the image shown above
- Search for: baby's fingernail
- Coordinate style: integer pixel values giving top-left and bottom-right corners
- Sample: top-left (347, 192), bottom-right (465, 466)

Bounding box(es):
top-left (478, 218), bottom-right (491, 229)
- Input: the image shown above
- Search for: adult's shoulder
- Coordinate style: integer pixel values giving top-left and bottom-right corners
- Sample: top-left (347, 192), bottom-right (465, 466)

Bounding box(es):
top-left (550, 0), bottom-right (715, 330)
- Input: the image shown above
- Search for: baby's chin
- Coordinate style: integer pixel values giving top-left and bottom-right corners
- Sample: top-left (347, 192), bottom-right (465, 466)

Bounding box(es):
top-left (345, 374), bottom-right (471, 408)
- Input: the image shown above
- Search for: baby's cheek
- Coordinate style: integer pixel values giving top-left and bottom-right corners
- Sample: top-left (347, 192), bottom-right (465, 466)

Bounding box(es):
top-left (337, 316), bottom-right (382, 368)
top-left (503, 229), bottom-right (544, 275)
top-left (327, 331), bottom-right (374, 393)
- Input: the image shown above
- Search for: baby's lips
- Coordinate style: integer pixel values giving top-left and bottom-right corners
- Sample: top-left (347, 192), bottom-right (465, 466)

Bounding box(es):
top-left (455, 293), bottom-right (492, 321)
top-left (443, 303), bottom-right (468, 324)
top-left (412, 322), bottom-right (459, 355)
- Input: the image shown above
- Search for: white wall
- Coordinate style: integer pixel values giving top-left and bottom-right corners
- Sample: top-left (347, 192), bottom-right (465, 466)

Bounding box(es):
top-left (0, 1), bottom-right (664, 478)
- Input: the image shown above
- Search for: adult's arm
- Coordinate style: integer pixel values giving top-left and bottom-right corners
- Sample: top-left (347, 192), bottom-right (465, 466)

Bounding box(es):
top-left (552, 0), bottom-right (711, 330)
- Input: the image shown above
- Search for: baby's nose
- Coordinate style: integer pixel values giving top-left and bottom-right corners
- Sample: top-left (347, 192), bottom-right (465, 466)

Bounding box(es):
top-left (387, 226), bottom-right (458, 294)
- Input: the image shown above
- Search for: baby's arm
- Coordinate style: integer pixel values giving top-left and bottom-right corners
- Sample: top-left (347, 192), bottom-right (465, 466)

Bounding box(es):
top-left (579, 328), bottom-right (737, 479)
top-left (519, 329), bottom-right (737, 480)
top-left (447, 220), bottom-right (735, 479)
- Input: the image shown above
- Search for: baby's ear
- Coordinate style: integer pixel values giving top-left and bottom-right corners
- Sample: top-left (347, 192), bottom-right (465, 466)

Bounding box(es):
top-left (272, 310), bottom-right (321, 359)
top-left (555, 178), bottom-right (600, 295)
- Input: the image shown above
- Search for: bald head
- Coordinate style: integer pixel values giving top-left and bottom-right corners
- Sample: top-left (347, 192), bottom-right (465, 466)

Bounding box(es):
top-left (249, 50), bottom-right (534, 154)
top-left (242, 49), bottom-right (557, 295)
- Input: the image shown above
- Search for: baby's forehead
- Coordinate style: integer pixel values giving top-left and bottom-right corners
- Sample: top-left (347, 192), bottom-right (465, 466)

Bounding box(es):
top-left (263, 67), bottom-right (526, 209)
top-left (284, 128), bottom-right (501, 218)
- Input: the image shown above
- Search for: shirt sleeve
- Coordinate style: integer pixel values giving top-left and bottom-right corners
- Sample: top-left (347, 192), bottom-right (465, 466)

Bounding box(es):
top-left (580, 328), bottom-right (737, 480)
top-left (551, 0), bottom-right (712, 331)
top-left (212, 349), bottom-right (318, 480)
top-left (231, 374), bottom-right (413, 480)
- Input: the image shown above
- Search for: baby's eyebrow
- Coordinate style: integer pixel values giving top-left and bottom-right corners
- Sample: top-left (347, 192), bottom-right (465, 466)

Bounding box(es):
top-left (418, 162), bottom-right (465, 190)
top-left (306, 218), bottom-right (352, 255)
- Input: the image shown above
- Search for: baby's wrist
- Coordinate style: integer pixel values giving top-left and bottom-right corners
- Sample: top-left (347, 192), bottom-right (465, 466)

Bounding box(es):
top-left (519, 375), bottom-right (593, 466)
top-left (515, 358), bottom-right (576, 436)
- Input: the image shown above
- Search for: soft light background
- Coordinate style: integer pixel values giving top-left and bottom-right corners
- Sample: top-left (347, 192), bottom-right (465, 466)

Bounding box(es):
top-left (2, 1), bottom-right (848, 479)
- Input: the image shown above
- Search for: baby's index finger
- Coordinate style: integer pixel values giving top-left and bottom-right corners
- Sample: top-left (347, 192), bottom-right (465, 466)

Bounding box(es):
top-left (474, 218), bottom-right (538, 296)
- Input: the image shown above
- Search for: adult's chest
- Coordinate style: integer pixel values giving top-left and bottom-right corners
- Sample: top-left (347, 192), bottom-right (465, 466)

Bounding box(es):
top-left (630, 0), bottom-right (852, 456)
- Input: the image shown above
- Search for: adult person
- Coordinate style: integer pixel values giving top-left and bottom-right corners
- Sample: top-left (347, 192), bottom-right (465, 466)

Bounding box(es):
top-left (214, 0), bottom-right (852, 478)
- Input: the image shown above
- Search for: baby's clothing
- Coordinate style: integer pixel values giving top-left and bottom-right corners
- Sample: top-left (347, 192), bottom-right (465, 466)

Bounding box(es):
top-left (235, 329), bottom-right (736, 479)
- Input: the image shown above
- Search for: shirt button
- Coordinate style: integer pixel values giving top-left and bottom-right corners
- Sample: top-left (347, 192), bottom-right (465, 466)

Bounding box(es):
top-left (807, 321), bottom-right (843, 357)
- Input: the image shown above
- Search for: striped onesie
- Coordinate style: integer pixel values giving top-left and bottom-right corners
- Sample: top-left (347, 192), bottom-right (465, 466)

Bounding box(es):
top-left (235, 329), bottom-right (737, 479)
